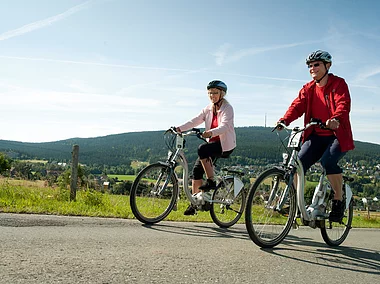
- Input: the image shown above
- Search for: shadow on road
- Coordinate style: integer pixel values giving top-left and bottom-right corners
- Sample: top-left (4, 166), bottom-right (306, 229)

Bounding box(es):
top-left (142, 222), bottom-right (249, 240)
top-left (263, 235), bottom-right (380, 276)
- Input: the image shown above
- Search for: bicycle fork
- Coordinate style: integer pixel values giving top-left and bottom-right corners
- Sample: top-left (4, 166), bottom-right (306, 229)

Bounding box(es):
top-left (152, 167), bottom-right (174, 196)
top-left (265, 172), bottom-right (292, 212)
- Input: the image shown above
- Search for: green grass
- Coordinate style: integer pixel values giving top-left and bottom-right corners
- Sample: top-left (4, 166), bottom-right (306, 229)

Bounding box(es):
top-left (107, 174), bottom-right (135, 181)
top-left (0, 178), bottom-right (379, 228)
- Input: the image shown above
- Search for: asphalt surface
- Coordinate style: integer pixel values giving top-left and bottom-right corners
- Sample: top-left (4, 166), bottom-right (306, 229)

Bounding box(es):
top-left (0, 213), bottom-right (379, 283)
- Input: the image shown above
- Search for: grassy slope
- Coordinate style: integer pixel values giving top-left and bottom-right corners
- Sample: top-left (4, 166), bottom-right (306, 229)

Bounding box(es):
top-left (0, 178), bottom-right (379, 228)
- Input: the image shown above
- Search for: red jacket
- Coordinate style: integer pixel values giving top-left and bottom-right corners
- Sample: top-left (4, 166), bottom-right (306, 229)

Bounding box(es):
top-left (280, 74), bottom-right (355, 152)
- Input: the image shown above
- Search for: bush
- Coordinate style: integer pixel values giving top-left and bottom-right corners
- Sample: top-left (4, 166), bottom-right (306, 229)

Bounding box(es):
top-left (110, 181), bottom-right (132, 195)
top-left (81, 189), bottom-right (107, 207)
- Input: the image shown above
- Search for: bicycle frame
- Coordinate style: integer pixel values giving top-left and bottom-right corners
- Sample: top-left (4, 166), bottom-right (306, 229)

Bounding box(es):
top-left (279, 122), bottom-right (325, 223)
top-left (279, 121), bottom-right (353, 224)
top-left (245, 119), bottom-right (354, 248)
top-left (164, 129), bottom-right (244, 207)
top-left (131, 128), bottom-right (246, 227)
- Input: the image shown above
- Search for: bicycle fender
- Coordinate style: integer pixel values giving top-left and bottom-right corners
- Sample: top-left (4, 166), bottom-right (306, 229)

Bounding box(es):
top-left (234, 176), bottom-right (244, 197)
top-left (157, 161), bottom-right (170, 167)
top-left (345, 183), bottom-right (353, 208)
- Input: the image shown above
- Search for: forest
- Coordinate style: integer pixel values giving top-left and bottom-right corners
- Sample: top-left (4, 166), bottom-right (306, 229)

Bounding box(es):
top-left (0, 126), bottom-right (379, 198)
top-left (1, 126), bottom-right (379, 167)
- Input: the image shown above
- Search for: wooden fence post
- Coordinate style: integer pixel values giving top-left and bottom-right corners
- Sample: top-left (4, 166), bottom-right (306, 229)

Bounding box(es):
top-left (70, 145), bottom-right (79, 201)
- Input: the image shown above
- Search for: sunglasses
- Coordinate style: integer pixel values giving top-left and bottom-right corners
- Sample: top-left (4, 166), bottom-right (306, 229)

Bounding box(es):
top-left (208, 91), bottom-right (220, 95)
top-left (308, 62), bottom-right (320, 68)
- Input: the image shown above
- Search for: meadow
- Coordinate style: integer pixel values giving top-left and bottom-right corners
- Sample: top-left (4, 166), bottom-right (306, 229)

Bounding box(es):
top-left (0, 178), bottom-right (379, 228)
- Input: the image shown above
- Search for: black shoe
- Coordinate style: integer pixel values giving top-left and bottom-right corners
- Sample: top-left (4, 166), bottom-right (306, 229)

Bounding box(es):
top-left (201, 202), bottom-right (212, 212)
top-left (198, 179), bottom-right (217, 191)
top-left (184, 204), bottom-right (196, 216)
top-left (329, 200), bottom-right (345, 222)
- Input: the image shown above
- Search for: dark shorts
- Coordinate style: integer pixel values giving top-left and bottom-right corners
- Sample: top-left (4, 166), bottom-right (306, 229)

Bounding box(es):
top-left (192, 141), bottom-right (234, 180)
top-left (298, 133), bottom-right (346, 175)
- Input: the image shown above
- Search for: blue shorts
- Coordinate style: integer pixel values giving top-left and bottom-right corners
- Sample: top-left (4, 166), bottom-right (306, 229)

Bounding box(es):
top-left (298, 133), bottom-right (346, 175)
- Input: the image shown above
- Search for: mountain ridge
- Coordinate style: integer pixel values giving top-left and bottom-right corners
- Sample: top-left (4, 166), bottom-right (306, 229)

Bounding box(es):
top-left (1, 126), bottom-right (379, 167)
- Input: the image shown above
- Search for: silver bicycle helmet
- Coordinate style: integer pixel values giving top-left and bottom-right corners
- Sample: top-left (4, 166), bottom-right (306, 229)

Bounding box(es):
top-left (207, 80), bottom-right (227, 92)
top-left (306, 50), bottom-right (332, 65)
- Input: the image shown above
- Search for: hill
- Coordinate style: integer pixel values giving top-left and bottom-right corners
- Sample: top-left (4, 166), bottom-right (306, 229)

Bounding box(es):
top-left (0, 127), bottom-right (379, 167)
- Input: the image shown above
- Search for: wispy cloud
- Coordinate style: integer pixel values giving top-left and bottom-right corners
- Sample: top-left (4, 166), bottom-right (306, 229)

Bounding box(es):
top-left (354, 66), bottom-right (380, 82)
top-left (211, 43), bottom-right (233, 66)
top-left (212, 33), bottom-right (358, 66)
top-left (0, 0), bottom-right (94, 41)
top-left (0, 55), bottom-right (196, 72)
top-left (212, 39), bottom-right (325, 66)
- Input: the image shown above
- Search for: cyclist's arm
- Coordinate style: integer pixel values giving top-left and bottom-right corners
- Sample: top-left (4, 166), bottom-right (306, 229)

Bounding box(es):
top-left (330, 79), bottom-right (351, 122)
top-left (177, 108), bottom-right (207, 132)
top-left (280, 87), bottom-right (308, 125)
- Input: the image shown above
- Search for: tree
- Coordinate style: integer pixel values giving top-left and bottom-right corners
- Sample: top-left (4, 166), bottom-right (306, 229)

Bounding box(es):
top-left (0, 152), bottom-right (11, 174)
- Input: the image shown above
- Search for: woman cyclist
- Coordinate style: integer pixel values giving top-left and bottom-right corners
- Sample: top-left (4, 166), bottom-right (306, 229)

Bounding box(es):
top-left (176, 80), bottom-right (236, 215)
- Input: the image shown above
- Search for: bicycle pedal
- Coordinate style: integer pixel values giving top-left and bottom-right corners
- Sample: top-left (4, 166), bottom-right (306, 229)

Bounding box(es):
top-left (315, 215), bottom-right (328, 220)
top-left (292, 220), bottom-right (299, 230)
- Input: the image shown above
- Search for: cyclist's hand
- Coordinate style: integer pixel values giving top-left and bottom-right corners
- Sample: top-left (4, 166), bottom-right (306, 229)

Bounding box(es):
top-left (273, 120), bottom-right (286, 131)
top-left (202, 130), bottom-right (212, 138)
top-left (326, 118), bottom-right (340, 130)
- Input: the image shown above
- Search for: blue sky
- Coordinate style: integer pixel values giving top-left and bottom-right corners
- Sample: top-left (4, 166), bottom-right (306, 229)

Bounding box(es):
top-left (1, 0), bottom-right (380, 145)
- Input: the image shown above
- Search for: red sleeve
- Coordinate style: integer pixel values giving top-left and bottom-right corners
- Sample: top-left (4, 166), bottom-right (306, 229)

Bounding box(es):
top-left (280, 86), bottom-right (308, 125)
top-left (331, 79), bottom-right (351, 122)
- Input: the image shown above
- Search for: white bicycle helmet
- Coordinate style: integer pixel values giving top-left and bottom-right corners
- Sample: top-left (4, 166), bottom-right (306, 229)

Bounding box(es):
top-left (306, 50), bottom-right (332, 65)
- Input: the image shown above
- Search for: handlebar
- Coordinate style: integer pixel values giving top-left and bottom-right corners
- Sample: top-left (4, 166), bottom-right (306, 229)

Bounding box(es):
top-left (166, 127), bottom-right (207, 142)
top-left (272, 118), bottom-right (327, 133)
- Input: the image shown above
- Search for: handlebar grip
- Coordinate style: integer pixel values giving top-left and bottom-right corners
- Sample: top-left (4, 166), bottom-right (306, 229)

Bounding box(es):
top-left (272, 120), bottom-right (286, 132)
top-left (309, 118), bottom-right (327, 129)
top-left (310, 118), bottom-right (322, 124)
top-left (191, 128), bottom-right (201, 133)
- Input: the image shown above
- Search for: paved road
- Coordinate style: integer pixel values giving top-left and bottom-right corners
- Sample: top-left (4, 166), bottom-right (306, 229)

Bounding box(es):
top-left (0, 213), bottom-right (379, 284)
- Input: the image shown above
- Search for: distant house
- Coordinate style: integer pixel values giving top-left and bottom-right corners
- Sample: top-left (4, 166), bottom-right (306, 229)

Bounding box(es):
top-left (103, 181), bottom-right (110, 190)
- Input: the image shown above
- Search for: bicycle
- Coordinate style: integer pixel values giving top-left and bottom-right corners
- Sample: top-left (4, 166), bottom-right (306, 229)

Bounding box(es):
top-left (130, 127), bottom-right (246, 228)
top-left (245, 119), bottom-right (354, 248)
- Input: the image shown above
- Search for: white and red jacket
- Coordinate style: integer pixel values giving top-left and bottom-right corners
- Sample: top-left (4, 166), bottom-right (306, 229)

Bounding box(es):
top-left (178, 101), bottom-right (236, 152)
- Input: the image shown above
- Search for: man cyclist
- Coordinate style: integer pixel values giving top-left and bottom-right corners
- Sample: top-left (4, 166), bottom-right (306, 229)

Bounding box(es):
top-left (277, 50), bottom-right (354, 222)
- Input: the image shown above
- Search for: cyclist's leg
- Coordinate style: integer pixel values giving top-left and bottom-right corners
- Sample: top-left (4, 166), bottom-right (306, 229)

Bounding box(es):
top-left (198, 142), bottom-right (222, 190)
top-left (295, 134), bottom-right (325, 188)
top-left (298, 133), bottom-right (326, 172)
top-left (184, 159), bottom-right (204, 215)
top-left (192, 158), bottom-right (204, 194)
top-left (320, 137), bottom-right (347, 221)
top-left (320, 137), bottom-right (346, 200)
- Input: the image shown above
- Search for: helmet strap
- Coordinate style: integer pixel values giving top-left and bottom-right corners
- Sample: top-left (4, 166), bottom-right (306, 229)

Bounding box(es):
top-left (214, 98), bottom-right (223, 107)
top-left (213, 97), bottom-right (223, 115)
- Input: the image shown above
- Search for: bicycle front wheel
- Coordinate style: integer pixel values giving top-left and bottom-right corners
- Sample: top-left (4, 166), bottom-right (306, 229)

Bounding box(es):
top-left (245, 167), bottom-right (297, 248)
top-left (320, 197), bottom-right (353, 246)
top-left (210, 177), bottom-right (246, 228)
top-left (130, 163), bottom-right (178, 224)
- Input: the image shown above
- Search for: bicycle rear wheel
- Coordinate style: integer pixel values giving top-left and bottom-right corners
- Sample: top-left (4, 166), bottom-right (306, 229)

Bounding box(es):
top-left (245, 167), bottom-right (297, 248)
top-left (210, 177), bottom-right (246, 228)
top-left (320, 192), bottom-right (353, 246)
top-left (130, 163), bottom-right (178, 224)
